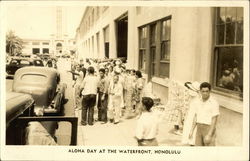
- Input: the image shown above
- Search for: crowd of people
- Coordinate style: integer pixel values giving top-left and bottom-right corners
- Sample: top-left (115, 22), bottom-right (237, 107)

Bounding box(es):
top-left (68, 58), bottom-right (220, 147)
top-left (68, 58), bottom-right (161, 146)
top-left (69, 58), bottom-right (147, 124)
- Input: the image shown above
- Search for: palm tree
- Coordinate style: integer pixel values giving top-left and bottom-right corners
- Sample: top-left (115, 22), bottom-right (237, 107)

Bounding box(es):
top-left (6, 30), bottom-right (23, 56)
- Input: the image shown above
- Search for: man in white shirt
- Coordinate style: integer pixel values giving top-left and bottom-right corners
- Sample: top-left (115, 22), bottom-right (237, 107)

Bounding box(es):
top-left (80, 66), bottom-right (99, 126)
top-left (108, 74), bottom-right (123, 124)
top-left (135, 97), bottom-right (159, 146)
top-left (189, 82), bottom-right (220, 146)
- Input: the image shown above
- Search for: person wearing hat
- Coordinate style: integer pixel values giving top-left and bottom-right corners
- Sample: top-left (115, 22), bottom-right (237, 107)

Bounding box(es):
top-left (67, 64), bottom-right (84, 110)
top-left (181, 81), bottom-right (200, 146)
top-left (189, 82), bottom-right (220, 146)
top-left (135, 97), bottom-right (159, 146)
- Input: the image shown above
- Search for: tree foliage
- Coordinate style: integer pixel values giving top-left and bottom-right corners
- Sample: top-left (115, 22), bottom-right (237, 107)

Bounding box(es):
top-left (6, 30), bottom-right (24, 56)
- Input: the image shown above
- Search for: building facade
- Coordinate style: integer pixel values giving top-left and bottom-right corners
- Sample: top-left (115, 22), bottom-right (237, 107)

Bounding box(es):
top-left (22, 39), bottom-right (51, 55)
top-left (76, 6), bottom-right (245, 146)
top-left (22, 6), bottom-right (75, 57)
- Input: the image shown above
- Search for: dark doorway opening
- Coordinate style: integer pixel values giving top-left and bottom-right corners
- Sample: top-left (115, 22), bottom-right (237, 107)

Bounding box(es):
top-left (116, 15), bottom-right (128, 59)
top-left (104, 26), bottom-right (110, 59)
top-left (105, 43), bottom-right (109, 58)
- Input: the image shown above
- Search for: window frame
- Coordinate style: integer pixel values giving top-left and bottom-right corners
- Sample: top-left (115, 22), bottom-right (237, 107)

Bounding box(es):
top-left (212, 7), bottom-right (243, 99)
top-left (138, 15), bottom-right (172, 79)
top-left (138, 26), bottom-right (147, 72)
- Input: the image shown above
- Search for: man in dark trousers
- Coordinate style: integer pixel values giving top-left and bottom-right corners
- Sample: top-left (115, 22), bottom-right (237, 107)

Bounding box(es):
top-left (80, 66), bottom-right (99, 126)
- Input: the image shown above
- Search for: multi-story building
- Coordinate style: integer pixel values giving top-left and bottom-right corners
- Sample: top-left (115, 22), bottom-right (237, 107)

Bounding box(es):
top-left (22, 6), bottom-right (75, 57)
top-left (22, 39), bottom-right (51, 55)
top-left (76, 6), bottom-right (246, 146)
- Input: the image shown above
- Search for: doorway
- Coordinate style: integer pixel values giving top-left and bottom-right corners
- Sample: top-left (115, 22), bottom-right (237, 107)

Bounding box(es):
top-left (116, 14), bottom-right (128, 59)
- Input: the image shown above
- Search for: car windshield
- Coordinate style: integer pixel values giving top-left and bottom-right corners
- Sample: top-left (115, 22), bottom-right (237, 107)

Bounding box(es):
top-left (21, 74), bottom-right (47, 83)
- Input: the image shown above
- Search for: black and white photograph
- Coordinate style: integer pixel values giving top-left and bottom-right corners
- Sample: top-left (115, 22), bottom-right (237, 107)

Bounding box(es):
top-left (0, 1), bottom-right (249, 161)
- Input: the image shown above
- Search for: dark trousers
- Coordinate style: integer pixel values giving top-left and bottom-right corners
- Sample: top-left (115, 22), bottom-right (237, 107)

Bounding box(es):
top-left (81, 94), bottom-right (96, 125)
top-left (97, 92), bottom-right (108, 122)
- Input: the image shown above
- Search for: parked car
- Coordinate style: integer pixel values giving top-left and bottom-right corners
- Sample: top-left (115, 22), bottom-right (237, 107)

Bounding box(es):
top-left (6, 92), bottom-right (78, 145)
top-left (12, 66), bottom-right (66, 115)
top-left (6, 57), bottom-right (44, 78)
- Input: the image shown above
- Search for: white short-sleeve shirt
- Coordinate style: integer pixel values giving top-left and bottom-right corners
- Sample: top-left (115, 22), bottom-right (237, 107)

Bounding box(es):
top-left (193, 96), bottom-right (220, 125)
top-left (81, 75), bottom-right (99, 95)
top-left (135, 112), bottom-right (160, 140)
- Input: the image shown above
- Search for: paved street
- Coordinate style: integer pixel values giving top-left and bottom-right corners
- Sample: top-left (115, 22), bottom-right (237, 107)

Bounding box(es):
top-left (6, 58), bottom-right (182, 146)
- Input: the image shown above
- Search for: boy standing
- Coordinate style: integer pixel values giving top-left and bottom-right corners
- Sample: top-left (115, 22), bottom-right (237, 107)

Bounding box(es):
top-left (135, 97), bottom-right (159, 146)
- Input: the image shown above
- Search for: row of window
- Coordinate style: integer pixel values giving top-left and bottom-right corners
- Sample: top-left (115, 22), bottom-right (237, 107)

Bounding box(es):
top-left (138, 7), bottom-right (243, 97)
top-left (32, 48), bottom-right (49, 54)
top-left (82, 25), bottom-right (110, 58)
top-left (81, 6), bottom-right (109, 36)
top-left (31, 42), bottom-right (50, 45)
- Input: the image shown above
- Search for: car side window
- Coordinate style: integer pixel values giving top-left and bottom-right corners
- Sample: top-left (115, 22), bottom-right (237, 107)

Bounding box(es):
top-left (20, 60), bottom-right (31, 65)
top-left (10, 60), bottom-right (19, 65)
top-left (34, 60), bottom-right (43, 66)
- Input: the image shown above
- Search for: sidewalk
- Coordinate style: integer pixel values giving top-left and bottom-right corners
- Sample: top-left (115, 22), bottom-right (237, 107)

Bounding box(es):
top-left (74, 109), bottom-right (182, 146)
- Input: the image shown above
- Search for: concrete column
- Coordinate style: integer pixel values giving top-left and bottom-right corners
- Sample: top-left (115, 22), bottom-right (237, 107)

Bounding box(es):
top-left (127, 7), bottom-right (136, 69)
top-left (195, 8), bottom-right (213, 82)
top-left (100, 29), bottom-right (105, 58)
top-left (109, 21), bottom-right (117, 58)
top-left (170, 8), bottom-right (200, 82)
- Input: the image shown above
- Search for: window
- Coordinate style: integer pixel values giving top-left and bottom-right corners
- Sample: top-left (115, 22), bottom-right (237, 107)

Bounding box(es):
top-left (43, 48), bottom-right (49, 54)
top-left (160, 18), bottom-right (171, 77)
top-left (138, 16), bottom-right (171, 78)
top-left (214, 7), bottom-right (243, 95)
top-left (42, 42), bottom-right (49, 45)
top-left (160, 19), bottom-right (171, 61)
top-left (32, 48), bottom-right (40, 54)
top-left (150, 24), bottom-right (157, 76)
top-left (104, 26), bottom-right (110, 58)
top-left (20, 60), bottom-right (31, 65)
top-left (32, 42), bottom-right (39, 45)
top-left (92, 36), bottom-right (94, 55)
top-left (96, 32), bottom-right (100, 55)
top-left (139, 27), bottom-right (147, 71)
top-left (92, 9), bottom-right (95, 25)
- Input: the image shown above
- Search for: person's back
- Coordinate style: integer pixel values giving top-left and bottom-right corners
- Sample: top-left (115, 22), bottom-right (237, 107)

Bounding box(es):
top-left (137, 112), bottom-right (159, 139)
top-left (135, 97), bottom-right (159, 146)
top-left (82, 75), bottom-right (99, 95)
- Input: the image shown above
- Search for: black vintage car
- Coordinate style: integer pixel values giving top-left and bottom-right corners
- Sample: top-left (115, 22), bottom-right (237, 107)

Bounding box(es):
top-left (12, 66), bottom-right (66, 115)
top-left (6, 57), bottom-right (44, 78)
top-left (6, 92), bottom-right (78, 145)
top-left (6, 66), bottom-right (78, 145)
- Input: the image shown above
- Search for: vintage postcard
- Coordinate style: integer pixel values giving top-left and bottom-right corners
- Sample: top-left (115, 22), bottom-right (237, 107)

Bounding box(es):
top-left (0, 0), bottom-right (249, 161)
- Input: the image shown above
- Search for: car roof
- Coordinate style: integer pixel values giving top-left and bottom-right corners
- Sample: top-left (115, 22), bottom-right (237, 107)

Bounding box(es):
top-left (14, 66), bottom-right (58, 77)
top-left (11, 57), bottom-right (42, 61)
